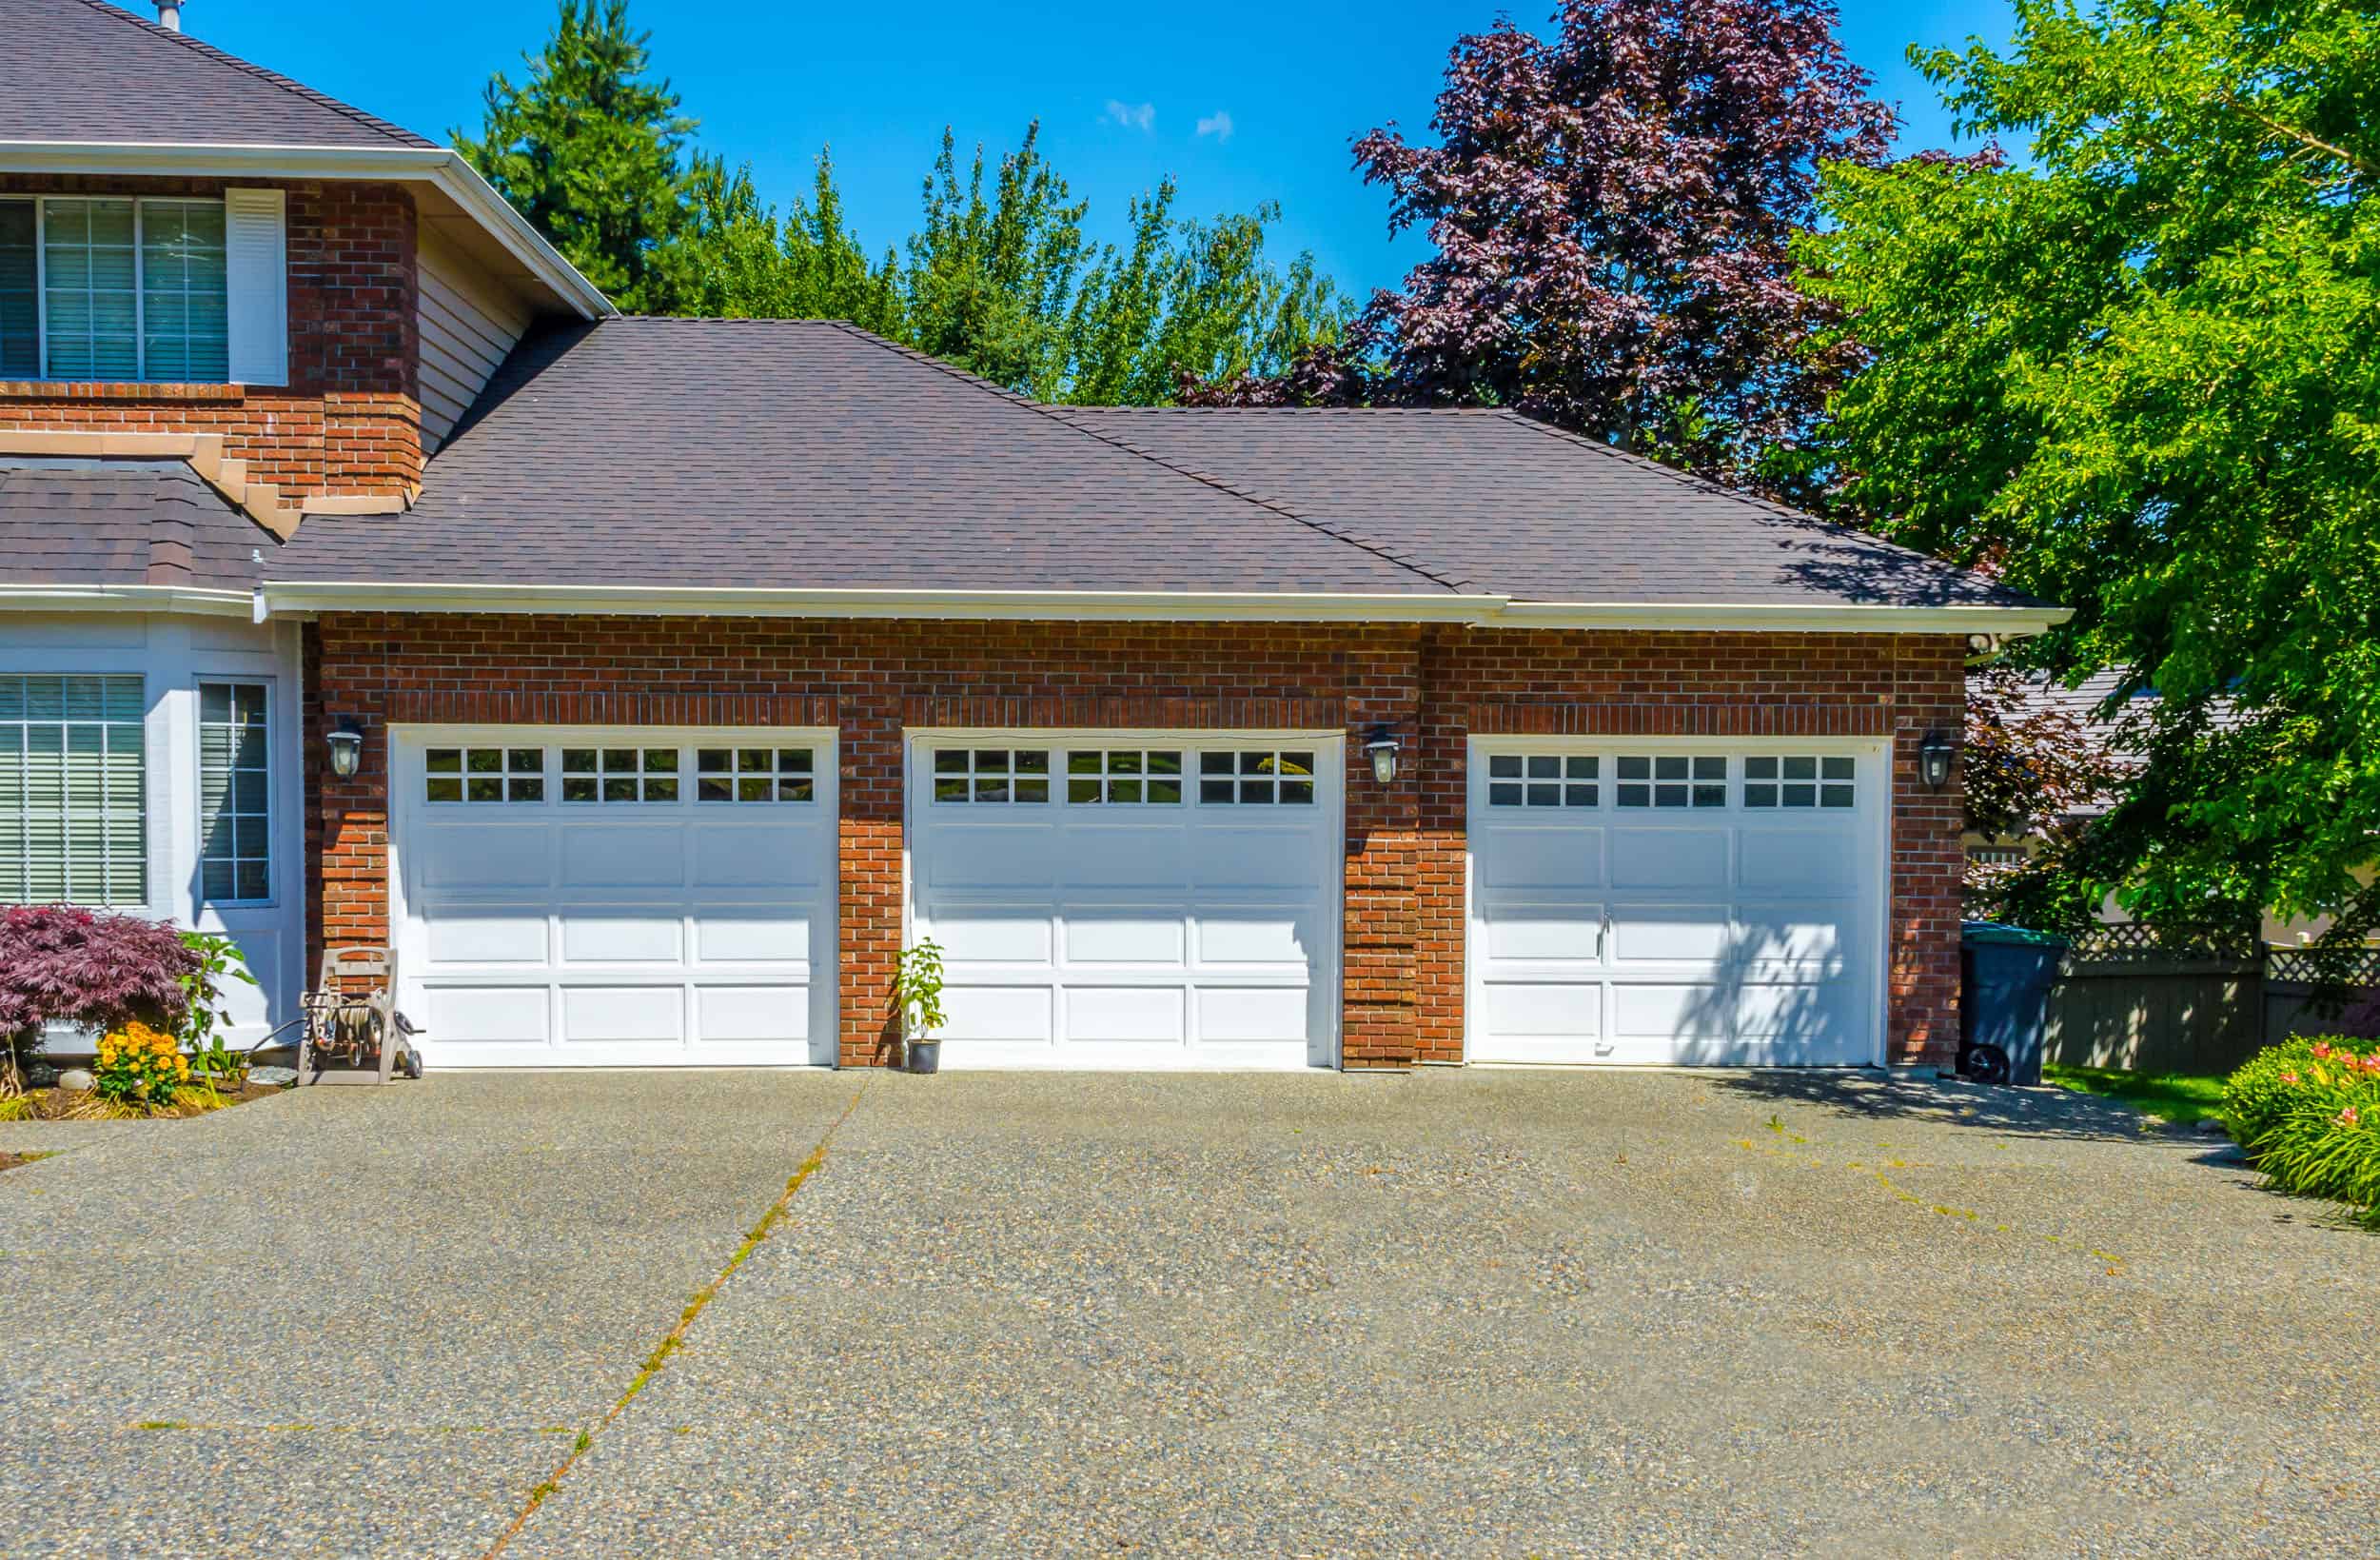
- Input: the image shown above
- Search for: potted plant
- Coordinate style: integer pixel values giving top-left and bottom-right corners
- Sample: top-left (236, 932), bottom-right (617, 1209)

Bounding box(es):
top-left (893, 938), bottom-right (947, 1074)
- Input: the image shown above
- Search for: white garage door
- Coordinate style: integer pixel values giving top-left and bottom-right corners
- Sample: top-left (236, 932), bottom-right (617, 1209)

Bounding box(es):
top-left (391, 725), bottom-right (836, 1067)
top-left (1468, 739), bottom-right (1885, 1066)
top-left (908, 731), bottom-right (1341, 1070)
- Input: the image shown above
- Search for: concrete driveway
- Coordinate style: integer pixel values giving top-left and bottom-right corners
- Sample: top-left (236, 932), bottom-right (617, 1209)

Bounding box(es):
top-left (0, 1068), bottom-right (2368, 1556)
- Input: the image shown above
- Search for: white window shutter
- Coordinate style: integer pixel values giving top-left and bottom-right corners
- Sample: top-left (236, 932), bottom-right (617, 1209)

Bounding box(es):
top-left (223, 188), bottom-right (287, 386)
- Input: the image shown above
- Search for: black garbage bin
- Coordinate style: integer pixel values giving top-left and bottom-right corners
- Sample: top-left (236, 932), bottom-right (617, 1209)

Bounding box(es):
top-left (1959, 921), bottom-right (2069, 1085)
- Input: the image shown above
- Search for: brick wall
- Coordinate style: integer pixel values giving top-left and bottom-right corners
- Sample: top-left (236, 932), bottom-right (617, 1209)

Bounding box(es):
top-left (305, 614), bottom-right (1968, 1070)
top-left (0, 176), bottom-right (421, 497)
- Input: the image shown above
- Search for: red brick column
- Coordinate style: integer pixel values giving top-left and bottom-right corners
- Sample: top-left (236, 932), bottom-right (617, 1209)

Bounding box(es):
top-left (1340, 632), bottom-right (1424, 1070)
top-left (1887, 634), bottom-right (1969, 1069)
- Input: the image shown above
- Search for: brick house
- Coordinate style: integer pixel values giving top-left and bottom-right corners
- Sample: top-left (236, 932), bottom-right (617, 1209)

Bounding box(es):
top-left (0, 0), bottom-right (2062, 1074)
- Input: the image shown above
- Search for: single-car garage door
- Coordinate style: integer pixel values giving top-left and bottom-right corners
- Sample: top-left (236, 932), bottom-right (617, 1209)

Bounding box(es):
top-left (1468, 738), bottom-right (1885, 1066)
top-left (908, 731), bottom-right (1341, 1069)
top-left (391, 725), bottom-right (837, 1067)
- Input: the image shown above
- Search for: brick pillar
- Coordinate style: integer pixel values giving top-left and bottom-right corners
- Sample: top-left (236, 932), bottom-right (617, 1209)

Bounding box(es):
top-left (1340, 631), bottom-right (1424, 1070)
top-left (837, 685), bottom-right (905, 1068)
top-left (1888, 634), bottom-right (1968, 1068)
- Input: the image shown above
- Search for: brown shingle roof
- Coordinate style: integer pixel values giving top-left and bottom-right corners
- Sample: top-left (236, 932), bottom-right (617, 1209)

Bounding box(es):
top-left (1058, 405), bottom-right (2040, 609)
top-left (0, 458), bottom-right (265, 591)
top-left (0, 0), bottom-right (435, 149)
top-left (270, 319), bottom-right (1453, 597)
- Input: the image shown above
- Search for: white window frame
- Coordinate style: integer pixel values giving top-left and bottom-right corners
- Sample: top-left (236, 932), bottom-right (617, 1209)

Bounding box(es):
top-left (0, 671), bottom-right (149, 910)
top-left (194, 676), bottom-right (274, 908)
top-left (0, 194), bottom-right (236, 385)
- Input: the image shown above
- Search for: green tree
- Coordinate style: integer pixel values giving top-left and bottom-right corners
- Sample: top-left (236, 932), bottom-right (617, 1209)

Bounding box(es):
top-left (900, 124), bottom-right (1090, 396)
top-left (1800, 0), bottom-right (2380, 941)
top-left (659, 151), bottom-right (902, 332)
top-left (456, 0), bottom-right (693, 313)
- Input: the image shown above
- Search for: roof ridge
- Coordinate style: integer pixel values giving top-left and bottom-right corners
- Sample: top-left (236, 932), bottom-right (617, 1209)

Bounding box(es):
top-left (816, 321), bottom-right (1470, 596)
top-left (69, 0), bottom-right (434, 148)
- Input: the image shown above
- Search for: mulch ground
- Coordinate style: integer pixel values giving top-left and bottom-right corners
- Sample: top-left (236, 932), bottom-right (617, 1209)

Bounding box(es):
top-left (10, 1080), bottom-right (287, 1121)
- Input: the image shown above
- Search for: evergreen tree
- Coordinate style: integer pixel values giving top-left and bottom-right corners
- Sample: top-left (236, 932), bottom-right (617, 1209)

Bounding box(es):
top-left (457, 0), bottom-right (693, 313)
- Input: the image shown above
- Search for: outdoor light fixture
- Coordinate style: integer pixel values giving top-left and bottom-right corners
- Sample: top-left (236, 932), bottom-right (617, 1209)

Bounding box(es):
top-left (1364, 724), bottom-right (1402, 786)
top-left (1918, 730), bottom-right (1955, 791)
top-left (326, 720), bottom-right (364, 780)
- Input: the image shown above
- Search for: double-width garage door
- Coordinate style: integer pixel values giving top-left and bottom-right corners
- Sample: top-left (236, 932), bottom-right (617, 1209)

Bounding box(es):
top-left (391, 726), bottom-right (838, 1067)
top-left (908, 732), bottom-right (1342, 1069)
top-left (1468, 738), bottom-right (1887, 1067)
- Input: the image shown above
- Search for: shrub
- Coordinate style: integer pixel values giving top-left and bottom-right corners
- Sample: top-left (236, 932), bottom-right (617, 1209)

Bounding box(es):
top-left (90, 1020), bottom-right (192, 1111)
top-left (0, 907), bottom-right (201, 1040)
top-left (2224, 1037), bottom-right (2380, 1229)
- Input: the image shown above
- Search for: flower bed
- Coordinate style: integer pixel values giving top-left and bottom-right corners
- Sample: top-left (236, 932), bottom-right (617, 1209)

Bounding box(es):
top-left (2224, 1037), bottom-right (2380, 1228)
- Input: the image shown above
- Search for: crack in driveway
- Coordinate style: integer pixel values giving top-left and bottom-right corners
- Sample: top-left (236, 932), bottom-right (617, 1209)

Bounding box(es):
top-left (483, 1081), bottom-right (870, 1557)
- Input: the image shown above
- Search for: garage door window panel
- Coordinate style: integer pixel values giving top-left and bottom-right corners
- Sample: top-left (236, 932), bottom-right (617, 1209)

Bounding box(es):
top-left (1487, 752), bottom-right (1599, 808)
top-left (1068, 748), bottom-right (1182, 805)
top-left (1616, 755), bottom-right (1726, 809)
top-left (1199, 749), bottom-right (1315, 805)
top-left (934, 747), bottom-right (1049, 804)
top-left (698, 746), bottom-right (814, 803)
top-left (426, 746), bottom-right (542, 804)
top-left (561, 746), bottom-right (677, 803)
top-left (1743, 756), bottom-right (1855, 810)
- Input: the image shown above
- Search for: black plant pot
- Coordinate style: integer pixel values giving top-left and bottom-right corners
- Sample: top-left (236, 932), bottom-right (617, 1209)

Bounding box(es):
top-left (907, 1039), bottom-right (941, 1075)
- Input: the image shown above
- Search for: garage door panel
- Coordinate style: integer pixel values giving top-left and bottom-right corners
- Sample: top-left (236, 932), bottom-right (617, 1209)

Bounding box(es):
top-left (1741, 831), bottom-right (1860, 894)
top-left (925, 825), bottom-right (1061, 890)
top-left (559, 824), bottom-right (687, 888)
top-left (691, 911), bottom-right (813, 966)
top-left (1610, 828), bottom-right (1728, 889)
top-left (1477, 826), bottom-right (1602, 890)
top-left (425, 984), bottom-right (550, 1045)
top-left (1196, 985), bottom-right (1308, 1042)
top-left (931, 907), bottom-right (1055, 965)
top-left (1067, 985), bottom-right (1185, 1043)
top-left (1609, 981), bottom-right (1724, 1042)
top-left (1731, 907), bottom-right (1853, 967)
top-left (419, 825), bottom-right (549, 889)
top-left (1063, 908), bottom-right (1186, 965)
top-left (697, 984), bottom-right (807, 1042)
top-left (1734, 979), bottom-right (1860, 1043)
top-left (1190, 827), bottom-right (1327, 890)
top-left (1485, 982), bottom-right (1600, 1037)
top-left (692, 825), bottom-right (816, 888)
top-left (1481, 901), bottom-right (1603, 963)
top-left (1193, 907), bottom-right (1314, 967)
top-left (560, 984), bottom-right (682, 1044)
top-left (559, 913), bottom-right (683, 965)
top-left (425, 910), bottom-right (548, 966)
top-left (941, 984), bottom-right (1054, 1041)
top-left (1611, 904), bottom-right (1730, 963)
top-left (1058, 827), bottom-right (1188, 888)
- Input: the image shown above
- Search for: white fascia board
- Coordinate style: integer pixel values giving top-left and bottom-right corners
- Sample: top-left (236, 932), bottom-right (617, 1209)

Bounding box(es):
top-left (1491, 600), bottom-right (2073, 637)
top-left (0, 584), bottom-right (254, 617)
top-left (0, 142), bottom-right (611, 321)
top-left (253, 580), bottom-right (2068, 634)
top-left (255, 583), bottom-right (1503, 622)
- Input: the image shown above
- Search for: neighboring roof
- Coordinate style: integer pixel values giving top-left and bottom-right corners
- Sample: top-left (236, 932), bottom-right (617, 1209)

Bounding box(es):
top-left (0, 0), bottom-right (434, 149)
top-left (267, 317), bottom-right (2062, 628)
top-left (269, 319), bottom-right (1450, 599)
top-left (0, 458), bottom-right (265, 594)
top-left (1058, 406), bottom-right (2039, 610)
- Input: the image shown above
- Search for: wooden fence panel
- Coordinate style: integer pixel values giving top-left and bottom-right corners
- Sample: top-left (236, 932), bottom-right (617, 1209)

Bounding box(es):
top-left (2040, 924), bottom-right (2266, 1076)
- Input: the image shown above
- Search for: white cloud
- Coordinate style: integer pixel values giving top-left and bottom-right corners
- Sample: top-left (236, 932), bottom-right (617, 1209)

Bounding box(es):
top-left (1195, 110), bottom-right (1234, 142)
top-left (1105, 99), bottom-right (1156, 133)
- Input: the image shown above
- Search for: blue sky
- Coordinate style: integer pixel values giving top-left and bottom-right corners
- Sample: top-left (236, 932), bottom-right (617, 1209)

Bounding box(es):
top-left (187, 0), bottom-right (2016, 299)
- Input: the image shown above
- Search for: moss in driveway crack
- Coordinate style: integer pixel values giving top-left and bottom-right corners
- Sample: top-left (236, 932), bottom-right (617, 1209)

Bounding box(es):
top-left (483, 1085), bottom-right (869, 1559)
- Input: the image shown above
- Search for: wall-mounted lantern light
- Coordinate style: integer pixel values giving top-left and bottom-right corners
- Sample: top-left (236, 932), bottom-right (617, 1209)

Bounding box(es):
top-left (326, 720), bottom-right (364, 780)
top-left (1918, 730), bottom-right (1955, 790)
top-left (1364, 724), bottom-right (1402, 786)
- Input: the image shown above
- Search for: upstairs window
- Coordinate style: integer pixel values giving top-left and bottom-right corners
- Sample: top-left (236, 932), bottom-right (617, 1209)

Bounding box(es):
top-left (0, 193), bottom-right (283, 385)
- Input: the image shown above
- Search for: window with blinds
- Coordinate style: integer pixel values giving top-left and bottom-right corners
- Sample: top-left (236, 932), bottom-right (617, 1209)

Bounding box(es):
top-left (0, 197), bottom-right (230, 383)
top-left (0, 675), bottom-right (147, 907)
top-left (199, 681), bottom-right (269, 903)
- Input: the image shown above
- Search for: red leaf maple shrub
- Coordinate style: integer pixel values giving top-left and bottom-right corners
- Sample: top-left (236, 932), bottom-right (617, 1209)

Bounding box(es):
top-left (1190, 0), bottom-right (1895, 498)
top-left (0, 907), bottom-right (200, 1040)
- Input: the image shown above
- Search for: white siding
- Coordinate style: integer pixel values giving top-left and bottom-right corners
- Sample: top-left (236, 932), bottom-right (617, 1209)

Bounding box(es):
top-left (416, 227), bottom-right (531, 452)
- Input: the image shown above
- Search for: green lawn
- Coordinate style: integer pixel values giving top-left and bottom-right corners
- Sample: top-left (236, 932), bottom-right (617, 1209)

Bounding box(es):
top-left (2044, 1064), bottom-right (2229, 1126)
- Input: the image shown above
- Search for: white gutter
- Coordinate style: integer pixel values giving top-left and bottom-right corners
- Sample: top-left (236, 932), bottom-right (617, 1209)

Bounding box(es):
top-left (0, 141), bottom-right (612, 320)
top-left (252, 580), bottom-right (2069, 636)
top-left (0, 584), bottom-right (254, 617)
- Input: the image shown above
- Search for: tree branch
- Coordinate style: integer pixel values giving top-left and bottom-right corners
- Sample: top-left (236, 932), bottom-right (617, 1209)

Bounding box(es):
top-left (2213, 91), bottom-right (2380, 181)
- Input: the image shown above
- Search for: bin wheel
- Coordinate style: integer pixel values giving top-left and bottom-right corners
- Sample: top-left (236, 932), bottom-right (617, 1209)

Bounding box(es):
top-left (400, 1046), bottom-right (424, 1081)
top-left (1960, 1044), bottom-right (2011, 1086)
